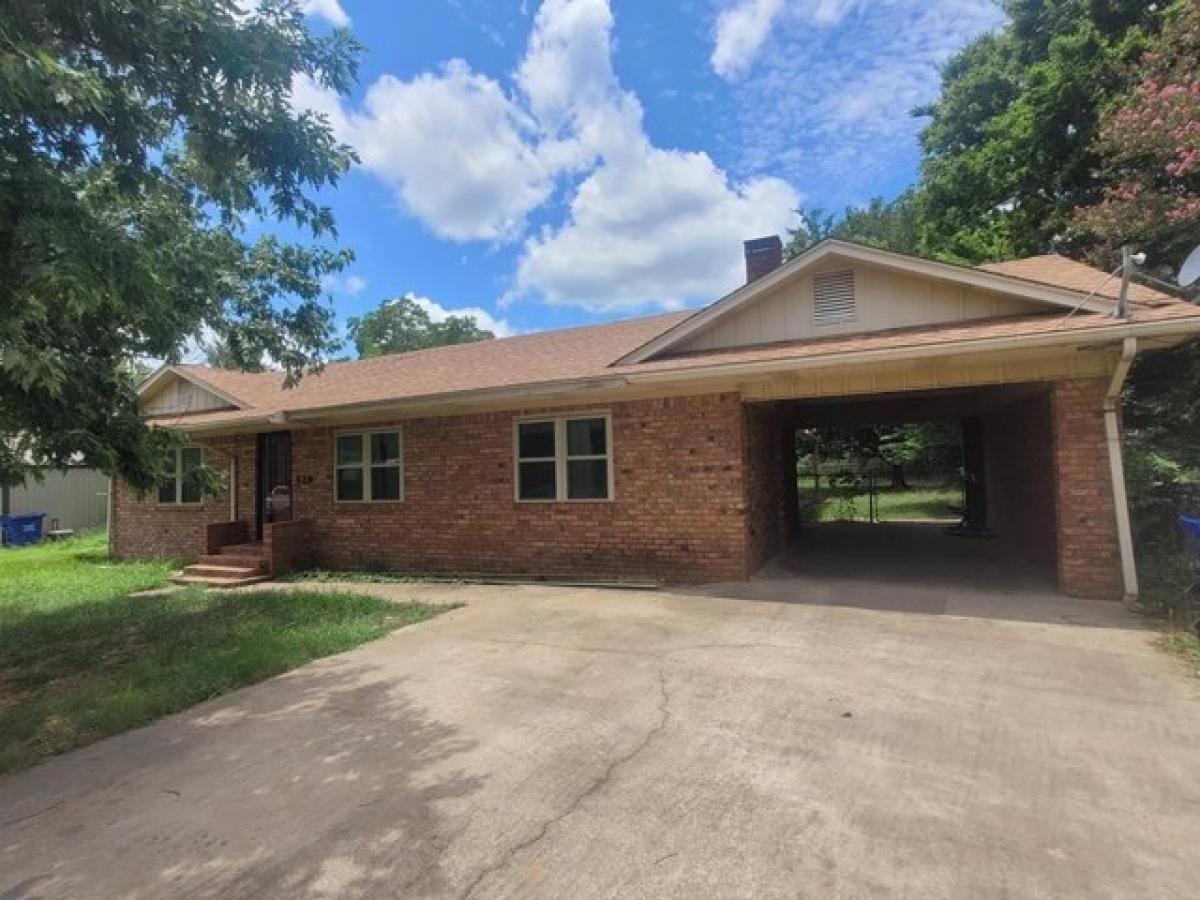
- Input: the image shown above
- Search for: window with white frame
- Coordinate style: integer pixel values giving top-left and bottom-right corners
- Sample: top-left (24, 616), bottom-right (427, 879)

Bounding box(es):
top-left (158, 446), bottom-right (203, 504)
top-left (335, 430), bottom-right (403, 502)
top-left (516, 414), bottom-right (612, 502)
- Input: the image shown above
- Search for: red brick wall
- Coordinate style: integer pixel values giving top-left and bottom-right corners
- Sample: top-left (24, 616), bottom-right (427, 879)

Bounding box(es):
top-left (111, 378), bottom-right (1128, 596)
top-left (267, 393), bottom-right (751, 582)
top-left (982, 390), bottom-right (1058, 576)
top-left (743, 403), bottom-right (797, 571)
top-left (265, 519), bottom-right (312, 575)
top-left (110, 435), bottom-right (255, 560)
top-left (1051, 378), bottom-right (1123, 600)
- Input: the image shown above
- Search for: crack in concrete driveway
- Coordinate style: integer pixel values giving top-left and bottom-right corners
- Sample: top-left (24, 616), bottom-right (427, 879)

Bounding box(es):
top-left (460, 666), bottom-right (672, 899)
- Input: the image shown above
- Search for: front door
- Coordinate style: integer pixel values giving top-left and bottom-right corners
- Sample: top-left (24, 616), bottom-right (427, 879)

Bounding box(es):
top-left (256, 431), bottom-right (293, 538)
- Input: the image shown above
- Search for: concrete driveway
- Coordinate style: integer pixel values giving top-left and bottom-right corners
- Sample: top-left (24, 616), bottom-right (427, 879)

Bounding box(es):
top-left (2, 582), bottom-right (1198, 899)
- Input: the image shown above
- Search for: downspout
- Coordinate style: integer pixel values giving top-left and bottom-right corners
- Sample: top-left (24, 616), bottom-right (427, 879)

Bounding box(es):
top-left (106, 475), bottom-right (115, 558)
top-left (1104, 337), bottom-right (1138, 603)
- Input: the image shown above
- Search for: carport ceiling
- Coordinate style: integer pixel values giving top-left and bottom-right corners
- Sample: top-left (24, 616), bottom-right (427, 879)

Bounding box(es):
top-left (768, 383), bottom-right (1050, 428)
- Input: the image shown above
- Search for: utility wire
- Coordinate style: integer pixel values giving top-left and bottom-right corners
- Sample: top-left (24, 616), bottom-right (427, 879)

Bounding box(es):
top-left (1055, 266), bottom-right (1123, 327)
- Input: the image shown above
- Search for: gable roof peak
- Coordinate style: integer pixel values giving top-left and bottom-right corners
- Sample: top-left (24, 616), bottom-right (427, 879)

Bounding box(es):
top-left (615, 239), bottom-right (1128, 365)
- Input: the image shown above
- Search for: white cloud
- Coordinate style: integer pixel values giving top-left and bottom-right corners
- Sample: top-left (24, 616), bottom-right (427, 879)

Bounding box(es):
top-left (510, 0), bottom-right (796, 310)
top-left (407, 293), bottom-right (516, 338)
top-left (293, 0), bottom-right (799, 313)
top-left (711, 0), bottom-right (783, 80)
top-left (295, 63), bottom-right (552, 242)
top-left (321, 272), bottom-right (367, 296)
top-left (300, 0), bottom-right (349, 26)
top-left (808, 0), bottom-right (868, 26)
top-left (516, 147), bottom-right (796, 312)
top-left (726, 0), bottom-right (1004, 196)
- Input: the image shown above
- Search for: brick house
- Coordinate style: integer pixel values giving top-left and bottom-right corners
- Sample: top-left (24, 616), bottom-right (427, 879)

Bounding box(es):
top-left (115, 238), bottom-right (1200, 600)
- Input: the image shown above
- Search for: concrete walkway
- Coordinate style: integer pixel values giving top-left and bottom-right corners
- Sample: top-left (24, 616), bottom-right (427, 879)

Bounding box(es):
top-left (1, 581), bottom-right (1198, 899)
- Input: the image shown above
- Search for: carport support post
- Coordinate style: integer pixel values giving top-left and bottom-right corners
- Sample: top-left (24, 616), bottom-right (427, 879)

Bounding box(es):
top-left (960, 417), bottom-right (988, 531)
top-left (1105, 338), bottom-right (1139, 603)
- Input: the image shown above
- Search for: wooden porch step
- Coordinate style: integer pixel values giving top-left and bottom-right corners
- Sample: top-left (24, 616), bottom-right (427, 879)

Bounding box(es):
top-left (198, 554), bottom-right (269, 571)
top-left (185, 563), bottom-right (269, 579)
top-left (170, 573), bottom-right (271, 588)
top-left (219, 542), bottom-right (268, 557)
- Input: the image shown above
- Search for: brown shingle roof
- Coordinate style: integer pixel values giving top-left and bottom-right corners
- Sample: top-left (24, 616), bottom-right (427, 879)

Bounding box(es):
top-left (149, 252), bottom-right (1200, 429)
top-left (155, 311), bottom-right (691, 423)
top-left (979, 254), bottom-right (1179, 307)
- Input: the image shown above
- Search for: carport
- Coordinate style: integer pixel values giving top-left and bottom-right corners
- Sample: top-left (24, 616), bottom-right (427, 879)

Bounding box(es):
top-left (742, 381), bottom-right (1081, 598)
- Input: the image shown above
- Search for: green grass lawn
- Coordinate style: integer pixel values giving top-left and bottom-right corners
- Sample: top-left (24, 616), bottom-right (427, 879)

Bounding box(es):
top-left (0, 532), bottom-right (447, 774)
top-left (805, 485), bottom-right (962, 523)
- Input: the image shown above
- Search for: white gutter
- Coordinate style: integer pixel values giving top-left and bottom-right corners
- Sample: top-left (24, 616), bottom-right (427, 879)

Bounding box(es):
top-left (282, 376), bottom-right (632, 424)
top-left (1104, 337), bottom-right (1139, 603)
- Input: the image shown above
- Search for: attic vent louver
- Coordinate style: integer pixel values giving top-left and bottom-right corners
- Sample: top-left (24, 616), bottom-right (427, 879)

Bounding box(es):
top-left (813, 270), bottom-right (856, 325)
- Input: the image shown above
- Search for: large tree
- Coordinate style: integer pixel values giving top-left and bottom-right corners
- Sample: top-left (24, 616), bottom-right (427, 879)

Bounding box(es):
top-left (917, 0), bottom-right (1160, 263)
top-left (0, 0), bottom-right (359, 489)
top-left (784, 191), bottom-right (923, 259)
top-left (347, 295), bottom-right (495, 358)
top-left (1071, 0), bottom-right (1200, 272)
top-left (1069, 1), bottom-right (1200, 580)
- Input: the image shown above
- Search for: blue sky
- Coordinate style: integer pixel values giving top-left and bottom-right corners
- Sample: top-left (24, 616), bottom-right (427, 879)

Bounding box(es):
top-left (289, 0), bottom-right (1005, 348)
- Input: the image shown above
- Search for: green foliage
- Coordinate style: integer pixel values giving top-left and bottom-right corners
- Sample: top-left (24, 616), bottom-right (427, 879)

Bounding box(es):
top-left (1071, 0), bottom-right (1200, 270)
top-left (1160, 631), bottom-right (1200, 677)
top-left (0, 0), bottom-right (361, 489)
top-left (878, 424), bottom-right (938, 468)
top-left (1123, 338), bottom-right (1200, 621)
top-left (347, 294), bottom-right (495, 358)
top-left (0, 531), bottom-right (446, 773)
top-left (917, 0), bottom-right (1159, 263)
top-left (204, 334), bottom-right (266, 372)
top-left (785, 191), bottom-right (922, 258)
top-left (797, 423), bottom-right (961, 478)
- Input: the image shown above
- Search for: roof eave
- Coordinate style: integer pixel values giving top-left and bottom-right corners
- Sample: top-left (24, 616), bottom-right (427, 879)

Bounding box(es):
top-left (622, 313), bottom-right (1200, 384)
top-left (145, 315), bottom-right (1200, 436)
top-left (155, 375), bottom-right (633, 433)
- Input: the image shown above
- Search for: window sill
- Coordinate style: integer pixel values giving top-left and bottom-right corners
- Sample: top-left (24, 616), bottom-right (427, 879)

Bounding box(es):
top-left (515, 497), bottom-right (615, 504)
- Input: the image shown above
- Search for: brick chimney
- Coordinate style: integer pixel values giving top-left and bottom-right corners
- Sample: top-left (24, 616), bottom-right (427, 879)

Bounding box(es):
top-left (744, 235), bottom-right (783, 284)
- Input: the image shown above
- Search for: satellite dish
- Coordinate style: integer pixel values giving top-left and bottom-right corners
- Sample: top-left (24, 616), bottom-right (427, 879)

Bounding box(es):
top-left (1179, 244), bottom-right (1200, 287)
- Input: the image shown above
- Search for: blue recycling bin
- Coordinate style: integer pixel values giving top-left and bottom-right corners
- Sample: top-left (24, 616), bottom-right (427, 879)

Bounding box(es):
top-left (1181, 516), bottom-right (1200, 560)
top-left (0, 513), bottom-right (46, 547)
